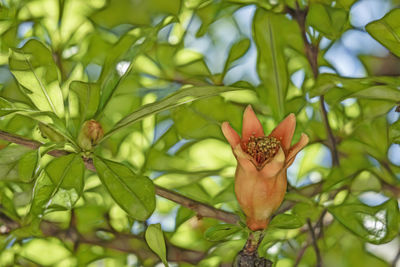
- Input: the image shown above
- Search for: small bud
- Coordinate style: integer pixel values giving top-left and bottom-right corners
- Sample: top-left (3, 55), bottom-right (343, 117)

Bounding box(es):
top-left (78, 120), bottom-right (104, 151)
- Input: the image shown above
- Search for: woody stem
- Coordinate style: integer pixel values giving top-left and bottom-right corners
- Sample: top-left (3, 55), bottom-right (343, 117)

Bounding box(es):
top-left (288, 5), bottom-right (340, 167)
top-left (235, 231), bottom-right (272, 266)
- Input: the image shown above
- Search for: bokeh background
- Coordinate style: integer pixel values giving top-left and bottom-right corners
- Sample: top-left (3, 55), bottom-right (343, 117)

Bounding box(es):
top-left (0, 0), bottom-right (399, 266)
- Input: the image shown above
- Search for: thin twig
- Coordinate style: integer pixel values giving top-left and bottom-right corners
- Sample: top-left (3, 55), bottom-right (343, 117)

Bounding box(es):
top-left (155, 186), bottom-right (239, 224)
top-left (307, 218), bottom-right (322, 267)
top-left (0, 129), bottom-right (239, 224)
top-left (294, 210), bottom-right (328, 267)
top-left (288, 5), bottom-right (340, 166)
top-left (0, 209), bottom-right (205, 264)
top-left (319, 96), bottom-right (339, 166)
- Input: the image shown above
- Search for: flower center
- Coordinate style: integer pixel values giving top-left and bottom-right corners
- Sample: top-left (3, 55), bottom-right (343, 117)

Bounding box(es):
top-left (246, 136), bottom-right (280, 165)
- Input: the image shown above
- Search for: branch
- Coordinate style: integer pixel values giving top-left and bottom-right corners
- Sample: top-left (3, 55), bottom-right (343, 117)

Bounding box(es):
top-left (155, 186), bottom-right (239, 224)
top-left (0, 130), bottom-right (239, 224)
top-left (288, 6), bottom-right (340, 166)
top-left (307, 218), bottom-right (322, 267)
top-left (294, 210), bottom-right (328, 267)
top-left (235, 231), bottom-right (273, 266)
top-left (0, 211), bottom-right (204, 265)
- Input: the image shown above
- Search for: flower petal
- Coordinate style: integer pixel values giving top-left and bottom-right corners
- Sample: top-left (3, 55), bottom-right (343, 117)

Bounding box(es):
top-left (269, 113), bottom-right (296, 152)
top-left (242, 105), bottom-right (264, 143)
top-left (222, 122), bottom-right (241, 147)
top-left (233, 144), bottom-right (258, 172)
top-left (259, 147), bottom-right (285, 178)
top-left (286, 133), bottom-right (309, 167)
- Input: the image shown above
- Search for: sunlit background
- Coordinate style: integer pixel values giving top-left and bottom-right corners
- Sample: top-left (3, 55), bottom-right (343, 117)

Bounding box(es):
top-left (0, 0), bottom-right (399, 266)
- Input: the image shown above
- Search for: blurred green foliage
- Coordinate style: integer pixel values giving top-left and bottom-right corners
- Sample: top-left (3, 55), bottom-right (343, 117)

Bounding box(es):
top-left (0, 0), bottom-right (399, 266)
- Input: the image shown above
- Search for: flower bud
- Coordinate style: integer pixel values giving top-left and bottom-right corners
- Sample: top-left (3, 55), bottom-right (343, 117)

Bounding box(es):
top-left (78, 120), bottom-right (104, 151)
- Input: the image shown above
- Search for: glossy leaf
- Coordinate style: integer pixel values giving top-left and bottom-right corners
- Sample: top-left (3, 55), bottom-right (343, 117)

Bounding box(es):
top-left (0, 97), bottom-right (16, 116)
top-left (204, 224), bottom-right (242, 241)
top-left (0, 145), bottom-right (37, 182)
top-left (224, 38), bottom-right (251, 74)
top-left (69, 81), bottom-right (100, 123)
top-left (253, 10), bottom-right (301, 119)
top-left (145, 224), bottom-right (169, 267)
top-left (328, 199), bottom-right (400, 244)
top-left (269, 214), bottom-right (303, 229)
top-left (8, 39), bottom-right (64, 117)
top-left (103, 86), bottom-right (245, 140)
top-left (46, 153), bottom-right (85, 192)
top-left (93, 157), bottom-right (155, 220)
top-left (307, 3), bottom-right (348, 39)
top-left (366, 9), bottom-right (400, 57)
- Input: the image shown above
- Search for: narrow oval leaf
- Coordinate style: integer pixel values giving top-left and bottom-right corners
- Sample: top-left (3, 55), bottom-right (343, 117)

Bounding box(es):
top-left (204, 224), bottom-right (242, 241)
top-left (9, 39), bottom-right (64, 117)
top-left (224, 38), bottom-right (251, 73)
top-left (29, 171), bottom-right (82, 216)
top-left (145, 224), bottom-right (168, 267)
top-left (269, 214), bottom-right (303, 229)
top-left (103, 85), bottom-right (245, 140)
top-left (351, 86), bottom-right (400, 102)
top-left (69, 81), bottom-right (100, 122)
top-left (93, 156), bottom-right (155, 220)
top-left (0, 145), bottom-right (37, 182)
top-left (254, 10), bottom-right (294, 119)
top-left (328, 199), bottom-right (400, 244)
top-left (366, 8), bottom-right (400, 57)
top-left (29, 154), bottom-right (85, 217)
top-left (307, 3), bottom-right (348, 39)
top-left (46, 154), bottom-right (85, 193)
top-left (0, 97), bottom-right (16, 116)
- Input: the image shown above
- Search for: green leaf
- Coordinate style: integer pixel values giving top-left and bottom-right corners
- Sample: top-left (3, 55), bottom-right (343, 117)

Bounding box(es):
top-left (18, 151), bottom-right (39, 182)
top-left (204, 224), bottom-right (242, 241)
top-left (91, 0), bottom-right (181, 27)
top-left (102, 86), bottom-right (245, 140)
top-left (171, 96), bottom-right (243, 140)
top-left (328, 198), bottom-right (400, 244)
top-left (0, 145), bottom-right (37, 182)
top-left (224, 38), bottom-right (251, 74)
top-left (97, 32), bottom-right (144, 114)
top-left (366, 9), bottom-right (400, 57)
top-left (38, 122), bottom-right (65, 142)
top-left (337, 0), bottom-right (357, 10)
top-left (0, 99), bottom-right (73, 143)
top-left (0, 97), bottom-right (16, 116)
top-left (29, 172), bottom-right (68, 217)
top-left (175, 206), bottom-right (195, 230)
top-left (145, 224), bottom-right (169, 267)
top-left (307, 3), bottom-right (348, 39)
top-left (29, 154), bottom-right (85, 217)
top-left (8, 39), bottom-right (64, 117)
top-left (25, 154), bottom-right (85, 219)
top-left (351, 86), bottom-right (400, 102)
top-left (253, 10), bottom-right (300, 119)
top-left (269, 214), bottom-right (303, 229)
top-left (389, 119), bottom-right (400, 144)
top-left (46, 153), bottom-right (85, 192)
top-left (93, 157), bottom-right (155, 220)
top-left (69, 81), bottom-right (100, 123)
top-left (0, 191), bottom-right (20, 221)
top-left (310, 74), bottom-right (400, 104)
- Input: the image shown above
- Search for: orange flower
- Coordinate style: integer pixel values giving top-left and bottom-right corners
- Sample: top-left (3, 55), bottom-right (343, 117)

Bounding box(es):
top-left (222, 105), bottom-right (309, 231)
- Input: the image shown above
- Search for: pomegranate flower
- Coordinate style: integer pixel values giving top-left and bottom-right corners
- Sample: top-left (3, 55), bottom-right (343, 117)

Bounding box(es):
top-left (222, 105), bottom-right (309, 231)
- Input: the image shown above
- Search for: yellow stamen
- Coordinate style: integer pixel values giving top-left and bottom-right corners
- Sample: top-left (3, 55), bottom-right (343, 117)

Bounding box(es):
top-left (246, 136), bottom-right (280, 165)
